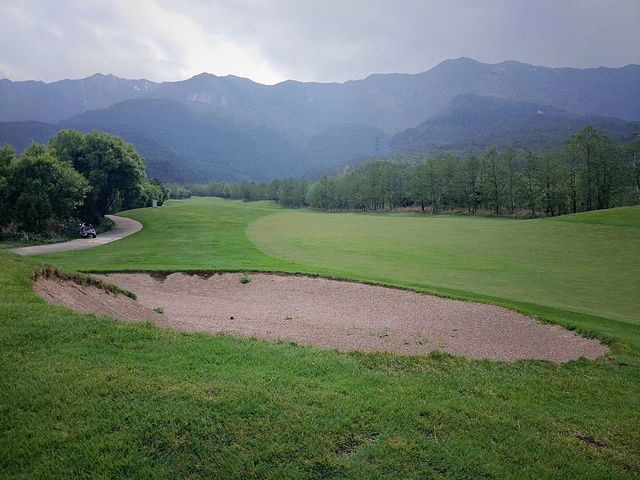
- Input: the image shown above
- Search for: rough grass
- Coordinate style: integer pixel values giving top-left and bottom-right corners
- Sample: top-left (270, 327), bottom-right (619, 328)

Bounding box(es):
top-left (32, 265), bottom-right (137, 299)
top-left (2, 198), bottom-right (639, 478)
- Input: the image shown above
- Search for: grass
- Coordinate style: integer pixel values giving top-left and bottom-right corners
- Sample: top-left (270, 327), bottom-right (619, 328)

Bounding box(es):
top-left (2, 197), bottom-right (640, 478)
top-left (37, 198), bottom-right (301, 272)
top-left (247, 207), bottom-right (640, 325)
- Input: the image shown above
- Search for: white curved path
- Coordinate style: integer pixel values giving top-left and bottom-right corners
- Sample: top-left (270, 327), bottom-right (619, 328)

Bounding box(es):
top-left (8, 215), bottom-right (142, 256)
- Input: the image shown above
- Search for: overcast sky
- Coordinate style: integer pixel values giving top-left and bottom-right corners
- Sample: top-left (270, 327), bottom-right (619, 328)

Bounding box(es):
top-left (1, 0), bottom-right (639, 85)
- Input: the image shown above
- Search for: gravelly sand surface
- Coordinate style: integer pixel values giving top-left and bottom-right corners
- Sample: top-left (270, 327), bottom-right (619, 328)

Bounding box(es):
top-left (35, 272), bottom-right (609, 362)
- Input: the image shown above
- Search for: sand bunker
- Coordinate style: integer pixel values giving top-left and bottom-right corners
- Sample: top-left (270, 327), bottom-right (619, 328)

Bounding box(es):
top-left (34, 272), bottom-right (609, 362)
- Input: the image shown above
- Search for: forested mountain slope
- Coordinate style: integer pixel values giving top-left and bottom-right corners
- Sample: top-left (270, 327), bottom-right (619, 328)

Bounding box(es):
top-left (391, 94), bottom-right (635, 153)
top-left (0, 58), bottom-right (638, 182)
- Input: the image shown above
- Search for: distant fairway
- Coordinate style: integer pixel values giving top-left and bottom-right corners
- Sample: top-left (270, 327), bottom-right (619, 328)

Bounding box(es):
top-left (247, 207), bottom-right (640, 325)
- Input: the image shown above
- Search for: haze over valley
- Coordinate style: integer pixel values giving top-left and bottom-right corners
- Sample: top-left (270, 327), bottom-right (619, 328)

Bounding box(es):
top-left (1, 57), bottom-right (638, 183)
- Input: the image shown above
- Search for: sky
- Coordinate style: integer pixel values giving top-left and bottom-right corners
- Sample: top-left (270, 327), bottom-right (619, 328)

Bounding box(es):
top-left (1, 0), bottom-right (639, 85)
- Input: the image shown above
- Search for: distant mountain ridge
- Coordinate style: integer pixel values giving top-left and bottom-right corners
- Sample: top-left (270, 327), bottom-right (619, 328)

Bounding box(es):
top-left (391, 94), bottom-right (636, 153)
top-left (3, 58), bottom-right (639, 127)
top-left (1, 58), bottom-right (638, 182)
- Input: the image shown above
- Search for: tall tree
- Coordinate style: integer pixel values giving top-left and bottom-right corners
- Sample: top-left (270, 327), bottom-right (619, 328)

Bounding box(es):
top-left (501, 146), bottom-right (519, 214)
top-left (2, 143), bottom-right (89, 233)
top-left (463, 155), bottom-right (483, 213)
top-left (49, 130), bottom-right (147, 223)
top-left (521, 151), bottom-right (541, 216)
top-left (483, 147), bottom-right (505, 214)
top-left (629, 138), bottom-right (640, 203)
top-left (564, 125), bottom-right (602, 212)
top-left (538, 153), bottom-right (565, 217)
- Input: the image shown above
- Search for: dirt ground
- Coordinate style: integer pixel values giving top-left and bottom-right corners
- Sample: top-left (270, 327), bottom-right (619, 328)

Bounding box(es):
top-left (34, 272), bottom-right (610, 362)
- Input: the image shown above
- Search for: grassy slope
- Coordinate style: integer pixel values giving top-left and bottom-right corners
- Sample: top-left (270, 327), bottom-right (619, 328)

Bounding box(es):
top-left (2, 198), bottom-right (639, 478)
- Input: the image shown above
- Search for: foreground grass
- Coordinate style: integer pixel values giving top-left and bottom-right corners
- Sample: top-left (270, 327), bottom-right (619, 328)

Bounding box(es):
top-left (1, 251), bottom-right (639, 478)
top-left (3, 198), bottom-right (639, 478)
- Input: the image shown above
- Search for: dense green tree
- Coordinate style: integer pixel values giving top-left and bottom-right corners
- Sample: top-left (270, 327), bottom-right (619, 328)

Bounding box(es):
top-left (49, 130), bottom-right (147, 223)
top-left (463, 155), bottom-right (483, 213)
top-left (149, 178), bottom-right (170, 205)
top-left (521, 151), bottom-right (542, 216)
top-left (538, 153), bottom-right (566, 217)
top-left (267, 179), bottom-right (281, 201)
top-left (408, 162), bottom-right (430, 211)
top-left (564, 125), bottom-right (603, 211)
top-left (629, 138), bottom-right (640, 203)
top-left (168, 184), bottom-right (192, 199)
top-left (1, 143), bottom-right (89, 233)
top-left (502, 146), bottom-right (520, 214)
top-left (169, 126), bottom-right (639, 218)
top-left (0, 145), bottom-right (15, 174)
top-left (439, 154), bottom-right (466, 210)
top-left (483, 147), bottom-right (505, 214)
top-left (0, 145), bottom-right (17, 223)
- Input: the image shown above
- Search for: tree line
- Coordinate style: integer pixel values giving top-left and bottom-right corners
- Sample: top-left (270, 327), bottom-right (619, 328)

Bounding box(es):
top-left (0, 130), bottom-right (169, 236)
top-left (183, 125), bottom-right (640, 217)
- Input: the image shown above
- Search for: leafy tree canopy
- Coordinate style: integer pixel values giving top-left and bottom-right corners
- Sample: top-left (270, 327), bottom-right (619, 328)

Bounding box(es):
top-left (49, 130), bottom-right (147, 223)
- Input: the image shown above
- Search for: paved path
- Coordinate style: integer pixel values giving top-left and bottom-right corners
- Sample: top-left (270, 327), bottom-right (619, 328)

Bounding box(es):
top-left (8, 215), bottom-right (142, 256)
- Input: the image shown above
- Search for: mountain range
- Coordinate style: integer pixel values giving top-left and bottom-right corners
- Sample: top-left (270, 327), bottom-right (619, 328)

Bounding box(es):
top-left (1, 57), bottom-right (638, 182)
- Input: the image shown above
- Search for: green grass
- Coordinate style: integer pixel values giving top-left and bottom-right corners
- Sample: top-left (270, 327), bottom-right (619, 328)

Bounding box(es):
top-left (247, 207), bottom-right (640, 325)
top-left (38, 198), bottom-right (303, 272)
top-left (550, 205), bottom-right (640, 228)
top-left (2, 198), bottom-right (640, 478)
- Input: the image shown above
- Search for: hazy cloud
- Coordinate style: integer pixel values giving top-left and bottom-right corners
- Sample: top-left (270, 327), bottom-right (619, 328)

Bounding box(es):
top-left (0, 0), bottom-right (638, 84)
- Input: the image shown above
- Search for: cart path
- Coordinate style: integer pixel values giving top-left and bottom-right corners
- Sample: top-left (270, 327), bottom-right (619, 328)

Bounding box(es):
top-left (8, 215), bottom-right (142, 256)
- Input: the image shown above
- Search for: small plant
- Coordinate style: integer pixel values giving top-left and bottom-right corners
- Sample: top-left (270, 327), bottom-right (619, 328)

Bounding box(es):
top-left (239, 273), bottom-right (251, 284)
top-left (153, 307), bottom-right (165, 314)
top-left (377, 328), bottom-right (390, 339)
top-left (416, 331), bottom-right (429, 345)
top-left (285, 315), bottom-right (295, 321)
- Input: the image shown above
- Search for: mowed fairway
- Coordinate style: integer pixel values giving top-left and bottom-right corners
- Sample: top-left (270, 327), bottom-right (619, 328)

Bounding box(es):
top-left (247, 207), bottom-right (640, 325)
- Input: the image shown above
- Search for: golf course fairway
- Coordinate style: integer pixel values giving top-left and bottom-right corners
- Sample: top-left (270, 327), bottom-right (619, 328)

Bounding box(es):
top-left (2, 197), bottom-right (639, 478)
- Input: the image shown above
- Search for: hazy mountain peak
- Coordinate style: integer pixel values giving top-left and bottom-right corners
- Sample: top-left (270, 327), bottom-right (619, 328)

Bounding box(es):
top-left (1, 58), bottom-right (638, 183)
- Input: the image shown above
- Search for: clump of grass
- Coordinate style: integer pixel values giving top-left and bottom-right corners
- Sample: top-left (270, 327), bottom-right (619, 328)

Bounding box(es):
top-left (32, 265), bottom-right (137, 300)
top-left (416, 331), bottom-right (429, 345)
top-left (153, 307), bottom-right (165, 314)
top-left (370, 328), bottom-right (389, 339)
top-left (239, 272), bottom-right (251, 284)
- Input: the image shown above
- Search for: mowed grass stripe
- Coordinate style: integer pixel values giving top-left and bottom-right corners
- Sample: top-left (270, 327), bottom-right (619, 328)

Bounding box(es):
top-left (246, 207), bottom-right (640, 325)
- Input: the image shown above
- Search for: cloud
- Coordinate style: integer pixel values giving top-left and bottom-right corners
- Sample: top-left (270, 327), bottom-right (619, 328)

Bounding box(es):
top-left (0, 0), bottom-right (638, 84)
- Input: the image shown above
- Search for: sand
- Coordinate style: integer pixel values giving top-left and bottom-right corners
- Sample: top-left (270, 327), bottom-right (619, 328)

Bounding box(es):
top-left (34, 272), bottom-right (610, 362)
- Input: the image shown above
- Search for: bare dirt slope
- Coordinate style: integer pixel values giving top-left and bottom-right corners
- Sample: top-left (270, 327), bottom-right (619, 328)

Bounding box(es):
top-left (35, 272), bottom-right (609, 362)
